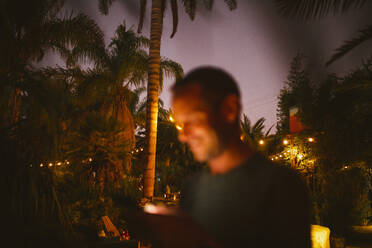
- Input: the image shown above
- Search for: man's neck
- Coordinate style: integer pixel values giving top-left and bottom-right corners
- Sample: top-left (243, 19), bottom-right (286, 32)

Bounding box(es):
top-left (208, 141), bottom-right (254, 175)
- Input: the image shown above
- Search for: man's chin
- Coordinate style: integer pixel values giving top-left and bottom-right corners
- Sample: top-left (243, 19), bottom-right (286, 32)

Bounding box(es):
top-left (192, 152), bottom-right (206, 162)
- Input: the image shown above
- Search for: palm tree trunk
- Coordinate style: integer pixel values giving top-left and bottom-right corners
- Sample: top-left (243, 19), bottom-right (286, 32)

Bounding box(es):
top-left (144, 0), bottom-right (163, 198)
top-left (6, 88), bottom-right (22, 126)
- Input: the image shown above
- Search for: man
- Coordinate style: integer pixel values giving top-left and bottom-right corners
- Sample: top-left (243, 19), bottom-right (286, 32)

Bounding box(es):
top-left (170, 66), bottom-right (311, 247)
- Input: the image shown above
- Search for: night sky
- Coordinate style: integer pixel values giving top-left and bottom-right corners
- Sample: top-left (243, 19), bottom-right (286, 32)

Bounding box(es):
top-left (41, 0), bottom-right (372, 132)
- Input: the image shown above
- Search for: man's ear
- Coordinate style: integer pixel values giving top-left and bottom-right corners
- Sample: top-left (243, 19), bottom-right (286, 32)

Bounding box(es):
top-left (221, 94), bottom-right (240, 123)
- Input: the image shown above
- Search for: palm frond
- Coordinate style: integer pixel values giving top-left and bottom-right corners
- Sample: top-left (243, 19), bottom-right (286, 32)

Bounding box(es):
top-left (160, 58), bottom-right (184, 91)
top-left (202, 0), bottom-right (214, 10)
top-left (264, 124), bottom-right (274, 137)
top-left (224, 0), bottom-right (237, 11)
top-left (252, 117), bottom-right (265, 134)
top-left (182, 0), bottom-right (197, 20)
top-left (170, 0), bottom-right (179, 38)
top-left (45, 12), bottom-right (106, 67)
top-left (45, 0), bottom-right (65, 20)
top-left (275, 0), bottom-right (367, 20)
top-left (137, 0), bottom-right (147, 33)
top-left (98, 0), bottom-right (115, 15)
top-left (326, 25), bottom-right (372, 66)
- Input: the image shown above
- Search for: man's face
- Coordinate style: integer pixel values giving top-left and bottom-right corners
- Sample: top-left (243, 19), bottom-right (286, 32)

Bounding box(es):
top-left (172, 86), bottom-right (223, 162)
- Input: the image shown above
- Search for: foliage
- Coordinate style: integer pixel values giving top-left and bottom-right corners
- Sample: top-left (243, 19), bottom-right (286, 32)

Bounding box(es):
top-left (304, 59), bottom-right (372, 168)
top-left (240, 114), bottom-right (272, 150)
top-left (276, 53), bottom-right (314, 134)
top-left (65, 113), bottom-right (132, 193)
top-left (312, 166), bottom-right (372, 234)
top-left (274, 0), bottom-right (372, 66)
top-left (98, 0), bottom-right (237, 38)
top-left (276, 54), bottom-right (372, 233)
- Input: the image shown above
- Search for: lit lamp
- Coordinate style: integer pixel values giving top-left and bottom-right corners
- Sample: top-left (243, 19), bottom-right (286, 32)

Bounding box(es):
top-left (308, 137), bottom-right (314, 142)
top-left (283, 139), bottom-right (289, 145)
top-left (259, 139), bottom-right (264, 145)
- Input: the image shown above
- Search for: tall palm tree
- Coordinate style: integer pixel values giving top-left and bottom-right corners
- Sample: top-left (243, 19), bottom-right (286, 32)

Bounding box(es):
top-left (99, 0), bottom-right (237, 198)
top-left (61, 22), bottom-right (182, 191)
top-left (274, 0), bottom-right (372, 66)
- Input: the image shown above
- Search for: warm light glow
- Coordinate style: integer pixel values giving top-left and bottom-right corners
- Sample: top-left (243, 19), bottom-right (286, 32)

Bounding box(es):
top-left (259, 139), bottom-right (264, 145)
top-left (283, 139), bottom-right (289, 145)
top-left (311, 225), bottom-right (330, 248)
top-left (140, 148), bottom-right (144, 151)
top-left (40, 163), bottom-right (44, 167)
top-left (271, 158), bottom-right (274, 161)
top-left (143, 204), bottom-right (158, 214)
top-left (48, 163), bottom-right (53, 167)
top-left (57, 162), bottom-right (62, 166)
top-left (88, 158), bottom-right (92, 162)
top-left (176, 125), bottom-right (182, 131)
top-left (279, 155), bottom-right (282, 157)
top-left (308, 137), bottom-right (314, 142)
top-left (66, 161), bottom-right (70, 165)
top-left (240, 135), bottom-right (244, 141)
top-left (298, 154), bottom-right (303, 159)
top-left (169, 115), bottom-right (175, 123)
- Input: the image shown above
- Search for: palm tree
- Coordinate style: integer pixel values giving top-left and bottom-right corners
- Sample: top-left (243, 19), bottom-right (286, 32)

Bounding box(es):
top-left (0, 0), bottom-right (106, 126)
top-left (99, 0), bottom-right (237, 198)
top-left (1, 2), bottom-right (106, 238)
top-left (240, 114), bottom-right (272, 149)
top-left (274, 0), bottom-right (372, 66)
top-left (63, 22), bottom-right (182, 191)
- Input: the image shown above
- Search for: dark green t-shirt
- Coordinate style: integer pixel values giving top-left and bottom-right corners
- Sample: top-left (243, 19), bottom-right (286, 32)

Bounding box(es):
top-left (180, 153), bottom-right (311, 248)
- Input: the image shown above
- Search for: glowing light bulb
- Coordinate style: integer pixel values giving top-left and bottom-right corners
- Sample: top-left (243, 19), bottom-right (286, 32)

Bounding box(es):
top-left (259, 140), bottom-right (264, 145)
top-left (283, 139), bottom-right (289, 145)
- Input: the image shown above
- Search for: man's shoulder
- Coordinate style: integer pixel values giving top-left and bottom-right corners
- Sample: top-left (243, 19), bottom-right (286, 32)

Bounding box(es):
top-left (243, 153), bottom-right (303, 183)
